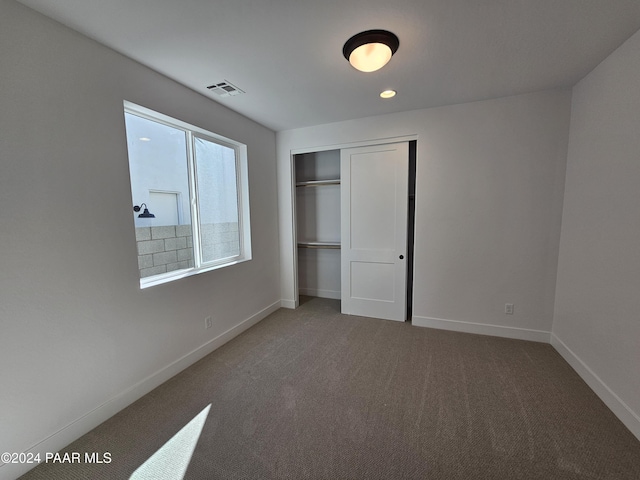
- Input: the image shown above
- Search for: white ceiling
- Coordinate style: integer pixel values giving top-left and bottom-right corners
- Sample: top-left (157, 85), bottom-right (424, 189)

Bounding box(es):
top-left (17, 0), bottom-right (640, 131)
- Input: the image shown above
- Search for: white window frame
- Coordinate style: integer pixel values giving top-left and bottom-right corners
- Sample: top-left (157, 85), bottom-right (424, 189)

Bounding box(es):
top-left (124, 101), bottom-right (252, 289)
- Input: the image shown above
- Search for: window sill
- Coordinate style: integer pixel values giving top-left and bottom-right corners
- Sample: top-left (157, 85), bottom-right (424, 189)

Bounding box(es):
top-left (139, 256), bottom-right (250, 289)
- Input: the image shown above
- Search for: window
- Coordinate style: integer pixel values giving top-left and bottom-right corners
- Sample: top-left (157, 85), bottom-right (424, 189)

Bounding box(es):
top-left (124, 101), bottom-right (251, 288)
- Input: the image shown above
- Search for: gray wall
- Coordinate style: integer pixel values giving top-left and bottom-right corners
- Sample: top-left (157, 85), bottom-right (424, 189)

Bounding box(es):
top-left (277, 89), bottom-right (571, 342)
top-left (0, 2), bottom-right (280, 477)
top-left (552, 28), bottom-right (640, 439)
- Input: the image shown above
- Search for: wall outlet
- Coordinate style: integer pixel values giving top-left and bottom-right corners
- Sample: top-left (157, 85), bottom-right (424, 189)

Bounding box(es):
top-left (205, 316), bottom-right (213, 329)
top-left (505, 303), bottom-right (514, 315)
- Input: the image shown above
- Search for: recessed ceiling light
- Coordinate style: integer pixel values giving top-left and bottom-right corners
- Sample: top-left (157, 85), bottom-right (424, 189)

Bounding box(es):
top-left (343, 30), bottom-right (399, 73)
top-left (380, 90), bottom-right (397, 99)
top-left (139, 137), bottom-right (151, 142)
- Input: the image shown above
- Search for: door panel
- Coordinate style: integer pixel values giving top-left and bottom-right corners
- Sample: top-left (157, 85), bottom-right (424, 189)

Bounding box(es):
top-left (351, 262), bottom-right (395, 301)
top-left (341, 142), bottom-right (409, 321)
top-left (350, 152), bottom-right (397, 250)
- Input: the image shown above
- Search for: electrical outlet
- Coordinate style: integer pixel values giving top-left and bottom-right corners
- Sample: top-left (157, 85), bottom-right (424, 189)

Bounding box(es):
top-left (205, 316), bottom-right (212, 329)
top-left (505, 303), bottom-right (514, 315)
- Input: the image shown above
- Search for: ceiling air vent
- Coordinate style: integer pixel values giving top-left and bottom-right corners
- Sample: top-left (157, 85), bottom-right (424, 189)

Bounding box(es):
top-left (206, 81), bottom-right (245, 97)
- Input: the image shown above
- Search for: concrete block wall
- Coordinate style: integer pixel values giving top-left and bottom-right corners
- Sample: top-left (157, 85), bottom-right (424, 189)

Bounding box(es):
top-left (135, 223), bottom-right (238, 278)
top-left (201, 222), bottom-right (240, 262)
top-left (136, 225), bottom-right (194, 278)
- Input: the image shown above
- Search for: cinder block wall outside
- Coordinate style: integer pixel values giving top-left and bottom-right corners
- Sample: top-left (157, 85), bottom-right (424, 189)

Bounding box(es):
top-left (135, 223), bottom-right (238, 278)
top-left (200, 222), bottom-right (239, 264)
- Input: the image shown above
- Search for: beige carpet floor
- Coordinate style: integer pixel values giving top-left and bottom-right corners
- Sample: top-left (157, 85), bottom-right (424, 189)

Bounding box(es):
top-left (20, 296), bottom-right (640, 479)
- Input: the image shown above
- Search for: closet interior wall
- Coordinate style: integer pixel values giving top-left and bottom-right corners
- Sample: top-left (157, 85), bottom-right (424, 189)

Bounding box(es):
top-left (295, 150), bottom-right (341, 300)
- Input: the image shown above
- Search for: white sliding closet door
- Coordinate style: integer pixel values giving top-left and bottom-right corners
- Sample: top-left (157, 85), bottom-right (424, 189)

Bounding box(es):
top-left (341, 142), bottom-right (409, 321)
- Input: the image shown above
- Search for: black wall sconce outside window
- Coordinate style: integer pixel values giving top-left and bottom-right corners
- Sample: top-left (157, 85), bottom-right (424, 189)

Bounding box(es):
top-left (133, 203), bottom-right (155, 218)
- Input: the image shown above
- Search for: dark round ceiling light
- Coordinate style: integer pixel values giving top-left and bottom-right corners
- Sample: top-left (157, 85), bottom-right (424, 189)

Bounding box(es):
top-left (343, 30), bottom-right (399, 72)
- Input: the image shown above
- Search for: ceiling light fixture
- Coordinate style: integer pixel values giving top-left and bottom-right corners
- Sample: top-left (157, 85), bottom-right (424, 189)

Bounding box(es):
top-left (343, 30), bottom-right (399, 73)
top-left (380, 89), bottom-right (397, 99)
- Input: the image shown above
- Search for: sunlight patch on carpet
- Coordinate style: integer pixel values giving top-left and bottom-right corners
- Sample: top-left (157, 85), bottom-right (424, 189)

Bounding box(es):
top-left (130, 404), bottom-right (211, 480)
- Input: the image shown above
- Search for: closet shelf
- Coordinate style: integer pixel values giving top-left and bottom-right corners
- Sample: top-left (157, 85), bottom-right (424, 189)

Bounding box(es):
top-left (297, 242), bottom-right (341, 249)
top-left (296, 179), bottom-right (340, 187)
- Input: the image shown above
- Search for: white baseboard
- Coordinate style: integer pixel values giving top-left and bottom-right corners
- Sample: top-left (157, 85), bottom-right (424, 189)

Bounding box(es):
top-left (412, 315), bottom-right (551, 343)
top-left (551, 333), bottom-right (640, 442)
top-left (299, 288), bottom-right (341, 300)
top-left (0, 300), bottom-right (281, 480)
top-left (280, 299), bottom-right (297, 309)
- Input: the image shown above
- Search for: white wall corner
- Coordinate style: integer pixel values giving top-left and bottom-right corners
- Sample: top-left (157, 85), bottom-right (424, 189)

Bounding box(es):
top-left (550, 333), bottom-right (640, 442)
top-left (0, 300), bottom-right (282, 480)
top-left (412, 316), bottom-right (551, 343)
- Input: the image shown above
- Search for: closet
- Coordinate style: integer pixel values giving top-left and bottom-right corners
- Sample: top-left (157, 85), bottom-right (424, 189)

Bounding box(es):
top-left (294, 141), bottom-right (416, 322)
top-left (295, 150), bottom-right (341, 299)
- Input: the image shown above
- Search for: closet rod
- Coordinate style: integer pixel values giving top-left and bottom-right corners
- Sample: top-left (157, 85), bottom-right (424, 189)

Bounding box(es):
top-left (297, 242), bottom-right (341, 249)
top-left (296, 179), bottom-right (340, 187)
